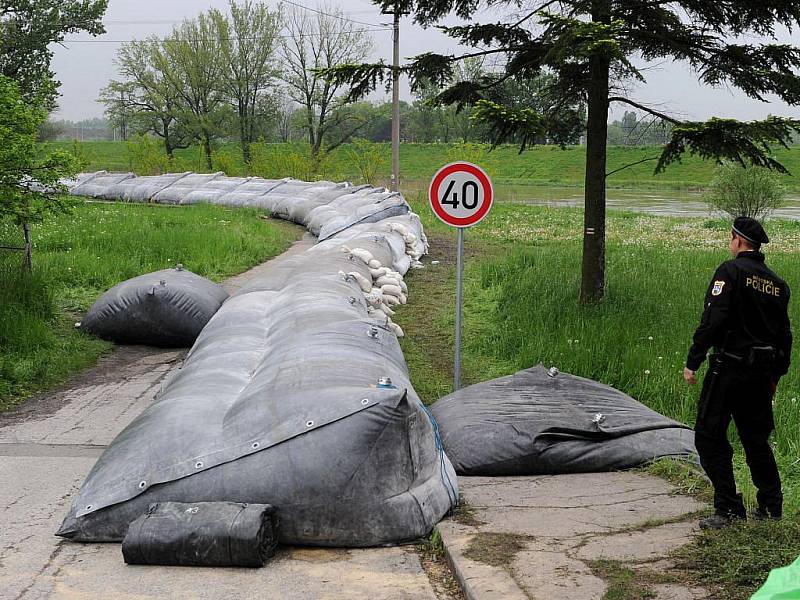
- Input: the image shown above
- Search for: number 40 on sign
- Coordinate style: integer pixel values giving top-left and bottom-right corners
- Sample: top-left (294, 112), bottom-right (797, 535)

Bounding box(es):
top-left (428, 162), bottom-right (493, 391)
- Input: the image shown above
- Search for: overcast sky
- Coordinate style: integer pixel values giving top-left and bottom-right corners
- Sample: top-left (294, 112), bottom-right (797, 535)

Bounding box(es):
top-left (51, 0), bottom-right (800, 123)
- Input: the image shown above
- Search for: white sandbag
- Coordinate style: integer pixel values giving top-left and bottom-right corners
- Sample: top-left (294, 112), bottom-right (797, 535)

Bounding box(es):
top-left (375, 276), bottom-right (400, 288)
top-left (349, 248), bottom-right (374, 264)
top-left (381, 284), bottom-right (403, 298)
top-left (348, 272), bottom-right (372, 293)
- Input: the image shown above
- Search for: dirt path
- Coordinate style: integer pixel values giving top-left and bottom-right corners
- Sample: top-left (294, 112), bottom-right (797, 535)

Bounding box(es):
top-left (0, 231), bottom-right (442, 600)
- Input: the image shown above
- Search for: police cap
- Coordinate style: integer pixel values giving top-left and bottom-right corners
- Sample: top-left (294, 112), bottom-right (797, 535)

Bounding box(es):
top-left (732, 216), bottom-right (769, 245)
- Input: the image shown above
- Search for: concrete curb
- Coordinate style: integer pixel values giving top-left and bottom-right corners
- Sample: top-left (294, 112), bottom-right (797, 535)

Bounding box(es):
top-left (437, 521), bottom-right (528, 600)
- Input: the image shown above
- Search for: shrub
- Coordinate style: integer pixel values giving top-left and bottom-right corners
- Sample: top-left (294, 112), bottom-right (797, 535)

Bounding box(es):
top-left (705, 162), bottom-right (787, 219)
top-left (126, 134), bottom-right (170, 175)
top-left (211, 148), bottom-right (240, 176)
top-left (345, 139), bottom-right (387, 185)
top-left (249, 142), bottom-right (339, 181)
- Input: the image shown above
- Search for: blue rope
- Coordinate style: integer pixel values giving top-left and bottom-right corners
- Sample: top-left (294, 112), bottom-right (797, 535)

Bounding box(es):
top-left (418, 401), bottom-right (459, 507)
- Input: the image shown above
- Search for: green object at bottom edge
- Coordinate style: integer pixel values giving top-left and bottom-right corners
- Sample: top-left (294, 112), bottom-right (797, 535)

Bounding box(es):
top-left (752, 556), bottom-right (800, 600)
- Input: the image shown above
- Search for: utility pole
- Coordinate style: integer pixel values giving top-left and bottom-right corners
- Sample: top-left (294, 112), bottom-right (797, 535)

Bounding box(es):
top-left (386, 4), bottom-right (402, 192)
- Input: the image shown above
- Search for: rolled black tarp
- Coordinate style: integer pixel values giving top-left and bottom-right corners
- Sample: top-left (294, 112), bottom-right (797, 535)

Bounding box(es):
top-left (122, 502), bottom-right (278, 567)
top-left (79, 266), bottom-right (229, 347)
top-left (431, 365), bottom-right (697, 476)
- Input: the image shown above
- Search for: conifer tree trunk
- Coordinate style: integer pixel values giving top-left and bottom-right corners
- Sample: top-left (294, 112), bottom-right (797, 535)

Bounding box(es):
top-left (580, 1), bottom-right (611, 305)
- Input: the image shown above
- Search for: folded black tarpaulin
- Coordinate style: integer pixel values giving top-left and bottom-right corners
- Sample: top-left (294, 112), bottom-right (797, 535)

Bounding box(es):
top-left (431, 365), bottom-right (697, 476)
top-left (122, 502), bottom-right (278, 567)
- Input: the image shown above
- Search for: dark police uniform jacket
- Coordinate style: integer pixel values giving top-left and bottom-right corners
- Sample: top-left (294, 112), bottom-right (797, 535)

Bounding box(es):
top-left (687, 250), bottom-right (792, 378)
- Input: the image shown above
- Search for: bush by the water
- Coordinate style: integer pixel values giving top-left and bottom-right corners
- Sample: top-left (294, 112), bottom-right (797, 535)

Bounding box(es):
top-left (706, 162), bottom-right (787, 219)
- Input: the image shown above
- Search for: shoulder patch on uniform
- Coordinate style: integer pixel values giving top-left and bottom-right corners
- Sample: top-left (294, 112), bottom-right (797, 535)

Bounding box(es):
top-left (711, 280), bottom-right (726, 296)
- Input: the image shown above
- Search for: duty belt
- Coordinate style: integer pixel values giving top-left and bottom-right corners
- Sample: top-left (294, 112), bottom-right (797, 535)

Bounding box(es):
top-left (711, 345), bottom-right (776, 369)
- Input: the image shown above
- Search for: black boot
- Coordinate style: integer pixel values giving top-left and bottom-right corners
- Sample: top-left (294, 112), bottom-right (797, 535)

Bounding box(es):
top-left (751, 506), bottom-right (782, 521)
top-left (699, 512), bottom-right (745, 530)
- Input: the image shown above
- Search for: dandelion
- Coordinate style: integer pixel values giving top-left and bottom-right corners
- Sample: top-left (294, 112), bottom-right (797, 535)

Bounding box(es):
top-left (658, 356), bottom-right (663, 360)
top-left (644, 369), bottom-right (651, 375)
top-left (648, 336), bottom-right (653, 340)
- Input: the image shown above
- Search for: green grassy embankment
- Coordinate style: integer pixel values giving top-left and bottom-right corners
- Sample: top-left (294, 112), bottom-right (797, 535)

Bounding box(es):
top-left (0, 201), bottom-right (301, 408)
top-left (392, 195), bottom-right (800, 599)
top-left (43, 140), bottom-right (800, 192)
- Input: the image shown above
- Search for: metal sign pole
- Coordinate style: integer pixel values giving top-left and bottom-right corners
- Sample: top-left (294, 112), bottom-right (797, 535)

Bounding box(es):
top-left (454, 227), bottom-right (464, 391)
top-left (429, 161), bottom-right (492, 393)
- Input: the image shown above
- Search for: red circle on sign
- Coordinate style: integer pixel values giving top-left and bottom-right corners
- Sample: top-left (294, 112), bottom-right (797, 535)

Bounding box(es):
top-left (428, 162), bottom-right (493, 228)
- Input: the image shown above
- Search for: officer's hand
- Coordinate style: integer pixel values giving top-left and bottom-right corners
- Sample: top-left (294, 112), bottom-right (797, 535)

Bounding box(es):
top-left (683, 367), bottom-right (697, 385)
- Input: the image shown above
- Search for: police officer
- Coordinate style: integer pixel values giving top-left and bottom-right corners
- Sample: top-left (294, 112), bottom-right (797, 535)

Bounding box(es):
top-left (684, 216), bottom-right (792, 530)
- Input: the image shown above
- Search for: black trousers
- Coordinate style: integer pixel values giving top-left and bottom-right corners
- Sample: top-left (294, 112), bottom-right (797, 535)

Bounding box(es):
top-left (694, 361), bottom-right (782, 517)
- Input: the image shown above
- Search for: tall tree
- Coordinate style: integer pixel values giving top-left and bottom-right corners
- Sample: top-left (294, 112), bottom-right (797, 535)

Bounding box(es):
top-left (0, 76), bottom-right (76, 268)
top-left (210, 0), bottom-right (282, 166)
top-left (0, 0), bottom-right (107, 109)
top-left (154, 14), bottom-right (226, 170)
top-left (281, 4), bottom-right (373, 157)
top-left (329, 0), bottom-right (800, 303)
top-left (99, 38), bottom-right (192, 157)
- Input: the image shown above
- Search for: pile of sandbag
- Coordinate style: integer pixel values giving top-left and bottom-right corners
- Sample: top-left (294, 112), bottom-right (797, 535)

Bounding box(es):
top-left (57, 172), bottom-right (453, 548)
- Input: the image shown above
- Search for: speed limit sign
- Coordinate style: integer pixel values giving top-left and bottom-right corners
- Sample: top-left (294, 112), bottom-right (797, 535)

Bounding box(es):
top-left (428, 162), bottom-right (493, 228)
top-left (428, 162), bottom-right (493, 392)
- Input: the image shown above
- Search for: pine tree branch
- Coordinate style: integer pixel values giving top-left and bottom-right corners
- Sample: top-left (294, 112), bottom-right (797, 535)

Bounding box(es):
top-left (608, 96), bottom-right (680, 124)
top-left (605, 156), bottom-right (660, 177)
top-left (656, 116), bottom-right (800, 174)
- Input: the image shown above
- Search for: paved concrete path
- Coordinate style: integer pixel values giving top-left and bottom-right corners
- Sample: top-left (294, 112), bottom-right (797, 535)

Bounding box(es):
top-left (438, 473), bottom-right (711, 600)
top-left (0, 232), bottom-right (438, 600)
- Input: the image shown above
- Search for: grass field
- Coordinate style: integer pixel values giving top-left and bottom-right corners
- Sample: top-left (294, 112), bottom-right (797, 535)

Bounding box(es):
top-left (0, 201), bottom-right (301, 408)
top-left (393, 196), bottom-right (800, 599)
top-left (44, 140), bottom-right (800, 192)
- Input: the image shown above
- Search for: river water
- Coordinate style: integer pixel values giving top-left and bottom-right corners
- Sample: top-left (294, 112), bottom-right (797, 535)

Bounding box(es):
top-left (403, 180), bottom-right (800, 220)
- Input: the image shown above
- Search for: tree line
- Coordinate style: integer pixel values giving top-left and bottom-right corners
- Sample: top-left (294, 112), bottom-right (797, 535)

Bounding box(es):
top-left (100, 3), bottom-right (592, 163)
top-left (99, 1), bottom-right (377, 170)
top-left (48, 109), bottom-right (689, 148)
